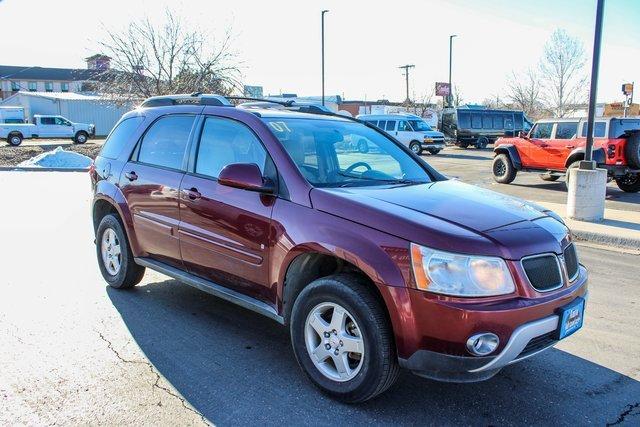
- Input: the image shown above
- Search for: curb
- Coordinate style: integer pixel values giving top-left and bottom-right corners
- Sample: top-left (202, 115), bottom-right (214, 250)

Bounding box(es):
top-left (571, 229), bottom-right (640, 251)
top-left (0, 167), bottom-right (89, 172)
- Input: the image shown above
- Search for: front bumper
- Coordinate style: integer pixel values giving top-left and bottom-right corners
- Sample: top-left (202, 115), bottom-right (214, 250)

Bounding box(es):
top-left (398, 265), bottom-right (588, 382)
top-left (421, 142), bottom-right (445, 149)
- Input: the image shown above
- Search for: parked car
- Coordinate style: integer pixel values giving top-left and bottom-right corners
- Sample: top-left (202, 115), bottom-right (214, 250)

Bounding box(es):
top-left (0, 114), bottom-right (95, 146)
top-left (493, 117), bottom-right (640, 192)
top-left (357, 113), bottom-right (446, 155)
top-left (441, 107), bottom-right (532, 149)
top-left (0, 106), bottom-right (26, 124)
top-left (91, 94), bottom-right (588, 403)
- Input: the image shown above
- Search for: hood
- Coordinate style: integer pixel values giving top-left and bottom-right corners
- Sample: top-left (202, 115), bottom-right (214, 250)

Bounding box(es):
top-left (424, 130), bottom-right (444, 138)
top-left (310, 180), bottom-right (569, 260)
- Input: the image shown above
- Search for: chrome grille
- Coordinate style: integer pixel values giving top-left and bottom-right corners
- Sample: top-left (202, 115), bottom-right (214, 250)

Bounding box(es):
top-left (521, 254), bottom-right (562, 292)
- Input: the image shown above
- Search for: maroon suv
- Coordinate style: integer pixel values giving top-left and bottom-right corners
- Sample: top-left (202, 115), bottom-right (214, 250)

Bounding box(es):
top-left (91, 94), bottom-right (588, 403)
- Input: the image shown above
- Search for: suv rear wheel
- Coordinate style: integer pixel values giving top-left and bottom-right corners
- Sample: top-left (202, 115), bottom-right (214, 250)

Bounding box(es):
top-left (492, 154), bottom-right (517, 184)
top-left (96, 214), bottom-right (145, 289)
top-left (290, 274), bottom-right (399, 403)
top-left (615, 173), bottom-right (640, 193)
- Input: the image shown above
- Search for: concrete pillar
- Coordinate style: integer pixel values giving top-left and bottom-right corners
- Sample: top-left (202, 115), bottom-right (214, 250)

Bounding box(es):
top-left (566, 164), bottom-right (607, 221)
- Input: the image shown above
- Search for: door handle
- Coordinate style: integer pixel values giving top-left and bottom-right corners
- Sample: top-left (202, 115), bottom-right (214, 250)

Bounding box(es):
top-left (124, 171), bottom-right (138, 181)
top-left (185, 187), bottom-right (201, 200)
top-left (565, 145), bottom-right (575, 149)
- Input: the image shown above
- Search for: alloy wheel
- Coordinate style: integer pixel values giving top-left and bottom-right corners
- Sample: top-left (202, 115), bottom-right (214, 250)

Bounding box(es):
top-left (494, 160), bottom-right (506, 177)
top-left (101, 228), bottom-right (122, 276)
top-left (304, 302), bottom-right (365, 382)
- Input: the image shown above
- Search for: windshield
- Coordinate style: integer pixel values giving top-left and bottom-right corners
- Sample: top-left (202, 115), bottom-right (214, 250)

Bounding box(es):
top-left (264, 118), bottom-right (432, 188)
top-left (407, 120), bottom-right (432, 132)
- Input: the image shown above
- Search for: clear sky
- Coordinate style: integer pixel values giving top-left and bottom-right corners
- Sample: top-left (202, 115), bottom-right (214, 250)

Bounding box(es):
top-left (0, 0), bottom-right (638, 104)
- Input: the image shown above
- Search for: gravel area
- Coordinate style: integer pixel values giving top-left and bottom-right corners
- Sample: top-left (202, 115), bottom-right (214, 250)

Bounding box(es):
top-left (0, 143), bottom-right (103, 167)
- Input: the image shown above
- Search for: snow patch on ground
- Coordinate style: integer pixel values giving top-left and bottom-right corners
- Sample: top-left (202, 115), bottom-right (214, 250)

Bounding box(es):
top-left (18, 147), bottom-right (92, 169)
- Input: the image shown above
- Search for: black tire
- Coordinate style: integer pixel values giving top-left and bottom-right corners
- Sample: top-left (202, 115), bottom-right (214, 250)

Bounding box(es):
top-left (458, 142), bottom-right (469, 149)
top-left (409, 141), bottom-right (422, 155)
top-left (624, 132), bottom-right (640, 169)
top-left (492, 154), bottom-right (517, 184)
top-left (540, 174), bottom-right (560, 182)
top-left (427, 148), bottom-right (441, 155)
top-left (290, 274), bottom-right (399, 403)
top-left (476, 137), bottom-right (489, 149)
top-left (74, 131), bottom-right (88, 144)
top-left (7, 133), bottom-right (22, 146)
top-left (564, 161), bottom-right (581, 190)
top-left (96, 214), bottom-right (145, 289)
top-left (615, 174), bottom-right (640, 193)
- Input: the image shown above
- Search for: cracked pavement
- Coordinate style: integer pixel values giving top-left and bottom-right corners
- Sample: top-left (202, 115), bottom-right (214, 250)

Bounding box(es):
top-left (1, 171), bottom-right (640, 426)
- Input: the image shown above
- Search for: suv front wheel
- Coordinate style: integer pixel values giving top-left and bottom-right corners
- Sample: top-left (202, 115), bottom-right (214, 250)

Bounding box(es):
top-left (290, 274), bottom-right (399, 403)
top-left (492, 154), bottom-right (517, 184)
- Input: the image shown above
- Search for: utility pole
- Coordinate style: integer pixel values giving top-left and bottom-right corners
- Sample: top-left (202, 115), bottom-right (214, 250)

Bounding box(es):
top-left (321, 10), bottom-right (329, 106)
top-left (448, 35), bottom-right (457, 107)
top-left (399, 64), bottom-right (415, 103)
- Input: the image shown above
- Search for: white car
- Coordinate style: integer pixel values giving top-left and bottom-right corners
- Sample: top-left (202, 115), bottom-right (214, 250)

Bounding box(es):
top-left (357, 113), bottom-right (446, 155)
top-left (0, 114), bottom-right (95, 146)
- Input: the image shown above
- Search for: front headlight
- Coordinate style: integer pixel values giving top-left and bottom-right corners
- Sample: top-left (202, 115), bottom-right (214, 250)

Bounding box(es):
top-left (410, 243), bottom-right (515, 297)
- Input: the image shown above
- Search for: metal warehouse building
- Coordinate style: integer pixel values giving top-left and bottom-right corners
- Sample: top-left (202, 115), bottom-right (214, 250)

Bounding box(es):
top-left (0, 92), bottom-right (133, 136)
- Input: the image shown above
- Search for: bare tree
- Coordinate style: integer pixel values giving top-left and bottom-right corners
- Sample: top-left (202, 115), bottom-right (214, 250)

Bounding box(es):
top-left (453, 85), bottom-right (464, 107)
top-left (507, 68), bottom-right (544, 118)
top-left (96, 10), bottom-right (241, 101)
top-left (540, 29), bottom-right (588, 117)
top-left (407, 88), bottom-right (435, 117)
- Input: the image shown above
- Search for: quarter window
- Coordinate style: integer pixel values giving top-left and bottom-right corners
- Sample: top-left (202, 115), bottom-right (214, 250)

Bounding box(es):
top-left (100, 116), bottom-right (144, 159)
top-left (137, 115), bottom-right (194, 170)
top-left (555, 122), bottom-right (578, 139)
top-left (531, 122), bottom-right (553, 139)
top-left (195, 117), bottom-right (267, 179)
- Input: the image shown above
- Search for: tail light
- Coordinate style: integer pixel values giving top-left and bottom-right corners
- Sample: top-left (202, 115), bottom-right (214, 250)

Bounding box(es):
top-left (607, 144), bottom-right (615, 158)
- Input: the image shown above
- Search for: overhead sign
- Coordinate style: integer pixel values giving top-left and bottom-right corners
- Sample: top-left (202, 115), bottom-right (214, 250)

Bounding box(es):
top-left (622, 83), bottom-right (634, 96)
top-left (243, 85), bottom-right (264, 98)
top-left (435, 82), bottom-right (451, 97)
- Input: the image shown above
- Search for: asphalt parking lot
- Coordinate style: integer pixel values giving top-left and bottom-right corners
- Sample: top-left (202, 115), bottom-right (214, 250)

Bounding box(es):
top-left (424, 146), bottom-right (640, 212)
top-left (1, 170), bottom-right (639, 426)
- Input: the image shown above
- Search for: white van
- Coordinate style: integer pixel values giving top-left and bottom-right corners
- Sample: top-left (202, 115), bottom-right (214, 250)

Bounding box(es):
top-left (356, 113), bottom-right (446, 155)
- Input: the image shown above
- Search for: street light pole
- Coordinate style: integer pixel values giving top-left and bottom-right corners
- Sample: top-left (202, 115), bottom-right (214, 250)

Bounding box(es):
top-left (448, 35), bottom-right (457, 107)
top-left (583, 0), bottom-right (605, 165)
top-left (321, 9), bottom-right (329, 106)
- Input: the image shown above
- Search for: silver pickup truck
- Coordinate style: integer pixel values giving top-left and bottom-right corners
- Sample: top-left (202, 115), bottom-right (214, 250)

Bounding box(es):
top-left (0, 115), bottom-right (95, 146)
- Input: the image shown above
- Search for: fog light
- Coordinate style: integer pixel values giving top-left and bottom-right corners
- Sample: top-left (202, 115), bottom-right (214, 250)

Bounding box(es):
top-left (466, 333), bottom-right (499, 356)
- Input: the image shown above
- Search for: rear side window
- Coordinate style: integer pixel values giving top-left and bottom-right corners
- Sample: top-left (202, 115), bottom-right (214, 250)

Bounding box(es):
top-left (40, 117), bottom-right (55, 125)
top-left (100, 116), bottom-right (144, 159)
top-left (531, 122), bottom-right (553, 139)
top-left (555, 122), bottom-right (578, 139)
top-left (385, 120), bottom-right (396, 131)
top-left (581, 122), bottom-right (606, 138)
top-left (137, 115), bottom-right (195, 170)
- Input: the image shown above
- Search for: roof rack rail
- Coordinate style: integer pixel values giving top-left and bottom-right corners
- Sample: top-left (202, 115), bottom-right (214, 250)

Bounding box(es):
top-left (227, 96), bottom-right (294, 107)
top-left (140, 93), bottom-right (232, 108)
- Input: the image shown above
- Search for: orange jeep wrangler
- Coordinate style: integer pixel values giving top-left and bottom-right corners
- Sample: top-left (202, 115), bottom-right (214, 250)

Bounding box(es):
top-left (492, 117), bottom-right (640, 192)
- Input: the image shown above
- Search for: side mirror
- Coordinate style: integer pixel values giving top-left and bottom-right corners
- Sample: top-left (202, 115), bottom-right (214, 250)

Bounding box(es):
top-left (218, 163), bottom-right (274, 193)
top-left (518, 130), bottom-right (529, 139)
